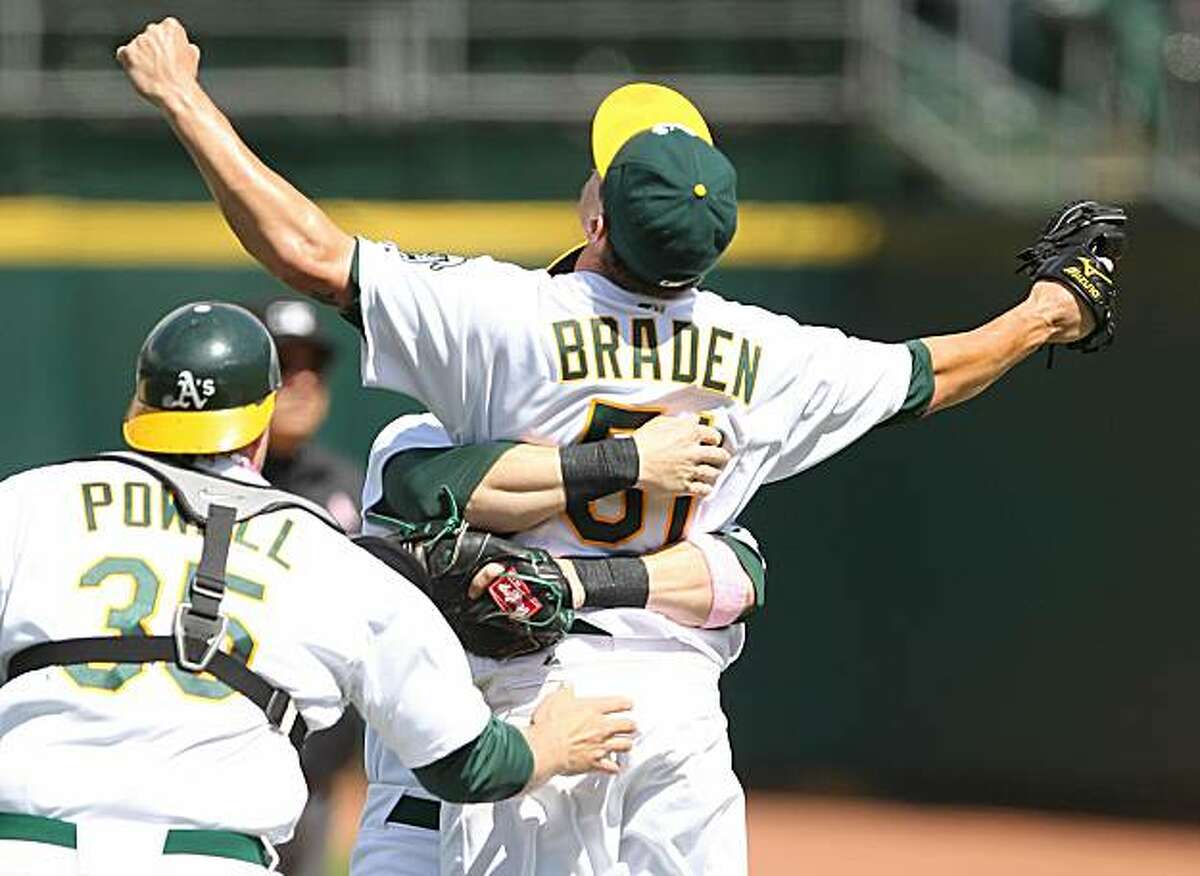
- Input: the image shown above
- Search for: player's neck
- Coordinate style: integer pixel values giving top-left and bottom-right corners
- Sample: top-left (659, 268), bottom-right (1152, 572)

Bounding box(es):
top-left (572, 243), bottom-right (606, 277)
top-left (192, 453), bottom-right (269, 484)
top-left (575, 245), bottom-right (690, 301)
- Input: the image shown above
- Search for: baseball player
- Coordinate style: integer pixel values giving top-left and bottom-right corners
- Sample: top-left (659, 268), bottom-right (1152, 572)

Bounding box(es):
top-left (117, 18), bottom-right (1125, 874)
top-left (351, 412), bottom-right (767, 876)
top-left (0, 302), bottom-right (635, 876)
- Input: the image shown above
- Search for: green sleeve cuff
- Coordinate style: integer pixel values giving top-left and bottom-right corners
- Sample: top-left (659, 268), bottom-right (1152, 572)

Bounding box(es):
top-left (340, 238), bottom-right (365, 334)
top-left (374, 442), bottom-right (518, 525)
top-left (412, 716), bottom-right (534, 803)
top-left (885, 339), bottom-right (934, 425)
top-left (717, 531), bottom-right (766, 621)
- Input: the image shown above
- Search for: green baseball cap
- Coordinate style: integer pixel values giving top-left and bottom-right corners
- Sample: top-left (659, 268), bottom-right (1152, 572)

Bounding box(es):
top-left (602, 125), bottom-right (738, 289)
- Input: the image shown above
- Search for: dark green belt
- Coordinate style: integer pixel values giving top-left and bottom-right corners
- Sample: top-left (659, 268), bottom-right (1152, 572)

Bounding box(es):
top-left (0, 812), bottom-right (269, 867)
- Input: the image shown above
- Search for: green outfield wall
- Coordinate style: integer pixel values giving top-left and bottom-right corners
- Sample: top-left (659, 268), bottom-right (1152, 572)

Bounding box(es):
top-left (1, 210), bottom-right (1192, 821)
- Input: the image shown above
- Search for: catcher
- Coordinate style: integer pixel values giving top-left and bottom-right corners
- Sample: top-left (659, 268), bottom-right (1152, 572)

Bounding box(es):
top-left (0, 302), bottom-right (637, 876)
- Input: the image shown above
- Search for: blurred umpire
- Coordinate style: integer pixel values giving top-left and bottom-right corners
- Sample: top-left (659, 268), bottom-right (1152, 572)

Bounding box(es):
top-left (260, 298), bottom-right (362, 534)
top-left (258, 298), bottom-right (365, 876)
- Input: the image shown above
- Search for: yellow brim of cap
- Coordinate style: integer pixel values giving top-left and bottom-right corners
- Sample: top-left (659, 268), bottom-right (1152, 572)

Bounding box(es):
top-left (592, 82), bottom-right (713, 178)
top-left (122, 393), bottom-right (276, 455)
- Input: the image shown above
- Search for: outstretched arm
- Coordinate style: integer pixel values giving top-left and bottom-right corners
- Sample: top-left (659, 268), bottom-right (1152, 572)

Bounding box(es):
top-left (920, 279), bottom-right (1094, 415)
top-left (921, 202), bottom-right (1124, 415)
top-left (116, 18), bottom-right (354, 305)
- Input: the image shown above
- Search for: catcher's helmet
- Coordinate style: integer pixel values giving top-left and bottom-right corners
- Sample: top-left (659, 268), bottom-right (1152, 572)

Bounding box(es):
top-left (123, 301), bottom-right (282, 455)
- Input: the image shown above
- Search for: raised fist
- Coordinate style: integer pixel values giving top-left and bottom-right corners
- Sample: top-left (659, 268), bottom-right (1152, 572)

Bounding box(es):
top-left (116, 17), bottom-right (201, 108)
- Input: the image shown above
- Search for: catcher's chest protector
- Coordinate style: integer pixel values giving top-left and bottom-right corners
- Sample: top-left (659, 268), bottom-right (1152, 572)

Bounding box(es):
top-left (2, 452), bottom-right (341, 750)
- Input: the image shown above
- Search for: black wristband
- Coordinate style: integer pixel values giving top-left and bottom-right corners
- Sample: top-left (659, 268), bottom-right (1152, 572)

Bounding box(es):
top-left (559, 438), bottom-right (640, 505)
top-left (572, 557), bottom-right (650, 609)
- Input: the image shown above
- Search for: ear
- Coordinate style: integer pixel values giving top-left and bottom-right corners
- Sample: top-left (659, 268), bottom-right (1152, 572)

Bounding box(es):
top-left (577, 171), bottom-right (604, 239)
top-left (584, 211), bottom-right (606, 245)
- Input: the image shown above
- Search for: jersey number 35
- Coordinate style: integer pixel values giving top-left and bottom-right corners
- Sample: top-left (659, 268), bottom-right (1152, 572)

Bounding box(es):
top-left (65, 555), bottom-right (263, 700)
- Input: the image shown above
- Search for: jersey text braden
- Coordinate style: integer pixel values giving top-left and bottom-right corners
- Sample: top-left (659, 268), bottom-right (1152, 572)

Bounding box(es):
top-left (552, 316), bottom-right (762, 404)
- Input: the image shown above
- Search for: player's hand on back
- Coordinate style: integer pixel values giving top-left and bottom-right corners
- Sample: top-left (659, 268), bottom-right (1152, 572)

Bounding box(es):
top-left (632, 413), bottom-right (730, 498)
top-left (116, 17), bottom-right (201, 108)
top-left (522, 685), bottom-right (636, 785)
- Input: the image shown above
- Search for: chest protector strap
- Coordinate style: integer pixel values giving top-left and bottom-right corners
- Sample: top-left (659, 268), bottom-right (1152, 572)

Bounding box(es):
top-left (4, 452), bottom-right (343, 751)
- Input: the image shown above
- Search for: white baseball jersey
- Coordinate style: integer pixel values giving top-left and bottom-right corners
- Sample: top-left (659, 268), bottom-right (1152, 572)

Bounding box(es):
top-left (0, 455), bottom-right (490, 847)
top-left (355, 238), bottom-right (912, 660)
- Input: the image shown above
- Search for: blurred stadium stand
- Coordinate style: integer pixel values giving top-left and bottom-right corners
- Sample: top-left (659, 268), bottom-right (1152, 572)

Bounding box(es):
top-left (0, 0), bottom-right (1198, 213)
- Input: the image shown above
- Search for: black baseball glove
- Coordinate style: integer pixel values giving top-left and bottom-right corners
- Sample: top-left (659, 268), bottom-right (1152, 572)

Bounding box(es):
top-left (357, 519), bottom-right (574, 660)
top-left (1016, 200), bottom-right (1127, 354)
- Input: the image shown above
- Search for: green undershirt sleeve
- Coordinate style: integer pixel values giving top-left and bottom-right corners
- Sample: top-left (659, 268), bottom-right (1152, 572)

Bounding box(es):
top-left (883, 339), bottom-right (935, 426)
top-left (373, 443), bottom-right (519, 525)
top-left (412, 716), bottom-right (534, 803)
top-left (340, 239), bottom-right (365, 334)
top-left (716, 531), bottom-right (767, 622)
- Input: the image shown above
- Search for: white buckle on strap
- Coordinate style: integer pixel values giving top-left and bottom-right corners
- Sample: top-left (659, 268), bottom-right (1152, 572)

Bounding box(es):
top-left (267, 689), bottom-right (299, 737)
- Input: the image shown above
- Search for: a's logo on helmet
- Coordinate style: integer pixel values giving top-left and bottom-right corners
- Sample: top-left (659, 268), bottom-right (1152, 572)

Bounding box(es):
top-left (164, 370), bottom-right (217, 410)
